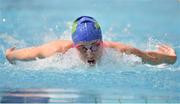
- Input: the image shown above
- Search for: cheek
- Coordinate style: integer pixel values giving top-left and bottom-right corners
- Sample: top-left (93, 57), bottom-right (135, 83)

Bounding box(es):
top-left (95, 48), bottom-right (103, 57)
top-left (81, 53), bottom-right (87, 57)
top-left (78, 52), bottom-right (87, 59)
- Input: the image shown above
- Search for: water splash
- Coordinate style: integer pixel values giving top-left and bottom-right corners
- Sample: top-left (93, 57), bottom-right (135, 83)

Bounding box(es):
top-left (14, 48), bottom-right (84, 71)
top-left (121, 23), bottom-right (132, 34)
top-left (99, 48), bottom-right (142, 70)
top-left (59, 21), bottom-right (72, 40)
top-left (146, 37), bottom-right (162, 50)
top-left (103, 26), bottom-right (119, 41)
top-left (0, 33), bottom-right (27, 48)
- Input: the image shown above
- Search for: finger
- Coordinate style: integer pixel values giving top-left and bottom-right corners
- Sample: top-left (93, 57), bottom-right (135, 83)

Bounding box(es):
top-left (6, 47), bottom-right (16, 56)
top-left (6, 47), bottom-right (16, 53)
top-left (162, 45), bottom-right (175, 53)
top-left (10, 47), bottom-right (16, 51)
top-left (160, 44), bottom-right (173, 51)
top-left (158, 46), bottom-right (165, 52)
top-left (160, 44), bottom-right (172, 50)
top-left (158, 45), bottom-right (168, 52)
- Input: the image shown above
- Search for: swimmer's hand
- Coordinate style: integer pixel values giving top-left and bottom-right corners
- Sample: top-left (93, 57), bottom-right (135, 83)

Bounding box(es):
top-left (6, 47), bottom-right (16, 64)
top-left (145, 45), bottom-right (177, 65)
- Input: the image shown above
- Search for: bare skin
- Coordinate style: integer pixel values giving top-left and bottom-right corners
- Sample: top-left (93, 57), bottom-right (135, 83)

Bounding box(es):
top-left (5, 40), bottom-right (176, 65)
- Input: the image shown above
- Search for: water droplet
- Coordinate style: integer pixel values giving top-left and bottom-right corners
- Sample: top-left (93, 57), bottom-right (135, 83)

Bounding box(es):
top-left (55, 25), bottom-right (58, 29)
top-left (127, 23), bottom-right (131, 28)
top-left (2, 18), bottom-right (6, 22)
top-left (49, 28), bottom-right (53, 31)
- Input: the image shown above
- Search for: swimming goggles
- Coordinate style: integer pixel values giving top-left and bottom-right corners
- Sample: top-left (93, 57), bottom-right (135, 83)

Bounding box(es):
top-left (75, 41), bottom-right (102, 52)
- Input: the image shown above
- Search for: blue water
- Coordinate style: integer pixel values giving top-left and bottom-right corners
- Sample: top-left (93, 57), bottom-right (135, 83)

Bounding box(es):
top-left (0, 0), bottom-right (180, 103)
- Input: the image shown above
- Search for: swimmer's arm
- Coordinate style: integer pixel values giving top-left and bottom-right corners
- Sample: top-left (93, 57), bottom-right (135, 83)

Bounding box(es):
top-left (5, 40), bottom-right (73, 64)
top-left (104, 41), bottom-right (177, 65)
top-left (143, 45), bottom-right (177, 64)
top-left (6, 47), bottom-right (41, 64)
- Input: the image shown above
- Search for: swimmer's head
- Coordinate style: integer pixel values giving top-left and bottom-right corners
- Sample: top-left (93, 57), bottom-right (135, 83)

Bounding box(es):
top-left (72, 16), bottom-right (103, 66)
top-left (72, 16), bottom-right (102, 45)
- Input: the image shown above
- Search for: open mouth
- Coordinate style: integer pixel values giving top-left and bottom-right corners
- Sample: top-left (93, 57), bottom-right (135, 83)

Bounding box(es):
top-left (87, 59), bottom-right (96, 65)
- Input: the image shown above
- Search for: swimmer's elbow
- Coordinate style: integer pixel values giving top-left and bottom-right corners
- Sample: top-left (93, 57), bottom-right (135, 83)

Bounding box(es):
top-left (37, 49), bottom-right (56, 59)
top-left (37, 53), bottom-right (46, 59)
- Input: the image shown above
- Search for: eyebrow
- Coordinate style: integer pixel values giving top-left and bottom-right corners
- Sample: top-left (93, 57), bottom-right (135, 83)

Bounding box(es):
top-left (78, 41), bottom-right (98, 47)
top-left (91, 42), bottom-right (98, 45)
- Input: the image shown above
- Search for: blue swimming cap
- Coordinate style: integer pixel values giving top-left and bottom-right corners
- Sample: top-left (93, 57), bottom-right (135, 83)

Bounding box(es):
top-left (72, 16), bottom-right (102, 45)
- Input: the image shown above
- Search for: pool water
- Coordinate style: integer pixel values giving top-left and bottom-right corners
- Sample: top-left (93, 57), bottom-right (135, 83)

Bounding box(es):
top-left (0, 0), bottom-right (180, 103)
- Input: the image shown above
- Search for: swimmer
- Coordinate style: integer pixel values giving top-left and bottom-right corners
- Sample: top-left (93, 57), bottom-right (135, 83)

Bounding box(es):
top-left (5, 16), bottom-right (177, 65)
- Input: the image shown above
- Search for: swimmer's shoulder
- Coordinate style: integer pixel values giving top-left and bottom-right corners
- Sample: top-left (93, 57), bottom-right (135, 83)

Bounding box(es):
top-left (40, 40), bottom-right (73, 53)
top-left (103, 41), bottom-right (111, 47)
top-left (54, 40), bottom-right (73, 49)
top-left (103, 41), bottom-right (125, 48)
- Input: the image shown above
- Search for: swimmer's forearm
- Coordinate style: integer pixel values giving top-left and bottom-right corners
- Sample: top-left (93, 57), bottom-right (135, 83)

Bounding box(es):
top-left (124, 47), bottom-right (153, 62)
top-left (122, 44), bottom-right (177, 64)
top-left (122, 47), bottom-right (176, 65)
top-left (6, 47), bottom-right (41, 63)
top-left (109, 42), bottom-right (156, 63)
top-left (144, 51), bottom-right (177, 65)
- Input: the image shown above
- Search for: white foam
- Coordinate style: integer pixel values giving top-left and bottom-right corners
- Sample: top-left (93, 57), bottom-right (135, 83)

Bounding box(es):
top-left (13, 47), bottom-right (143, 71)
top-left (15, 48), bottom-right (84, 70)
top-left (99, 48), bottom-right (142, 70)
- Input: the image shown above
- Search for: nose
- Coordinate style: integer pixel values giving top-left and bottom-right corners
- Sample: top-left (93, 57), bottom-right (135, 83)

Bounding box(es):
top-left (86, 49), bottom-right (94, 58)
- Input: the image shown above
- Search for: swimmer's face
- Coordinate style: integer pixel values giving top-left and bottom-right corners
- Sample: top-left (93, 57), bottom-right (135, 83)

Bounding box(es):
top-left (75, 40), bottom-right (103, 66)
